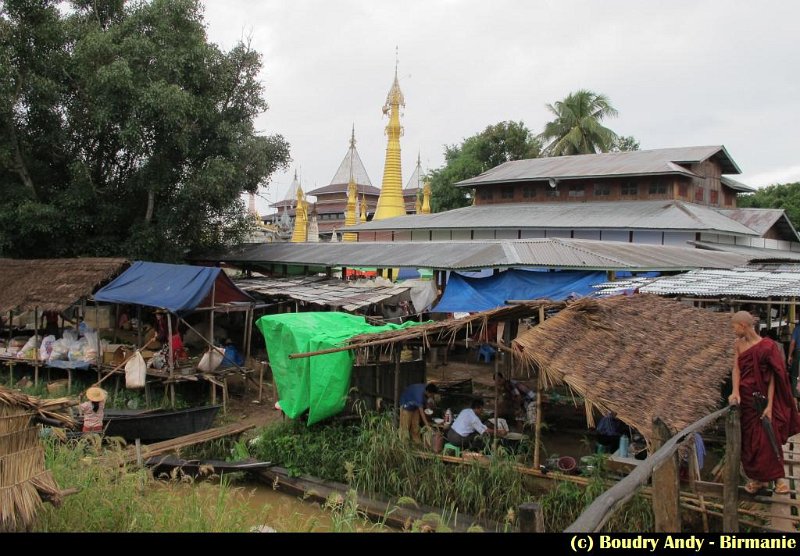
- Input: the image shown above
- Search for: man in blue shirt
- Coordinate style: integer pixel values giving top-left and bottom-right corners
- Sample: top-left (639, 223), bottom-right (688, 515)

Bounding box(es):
top-left (399, 382), bottom-right (439, 443)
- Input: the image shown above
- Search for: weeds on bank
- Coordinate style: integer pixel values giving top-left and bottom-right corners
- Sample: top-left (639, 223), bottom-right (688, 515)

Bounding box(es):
top-left (35, 437), bottom-right (268, 532)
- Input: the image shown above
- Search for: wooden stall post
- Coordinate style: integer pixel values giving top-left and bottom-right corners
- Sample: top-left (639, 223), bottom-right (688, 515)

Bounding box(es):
top-left (33, 307), bottom-right (39, 386)
top-left (518, 502), bottom-right (544, 532)
top-left (723, 406), bottom-right (741, 532)
top-left (790, 299), bottom-right (797, 335)
top-left (651, 417), bottom-right (681, 532)
top-left (394, 348), bottom-right (401, 428)
top-left (533, 305), bottom-right (546, 469)
top-left (210, 283), bottom-right (216, 347)
top-left (167, 313), bottom-right (175, 409)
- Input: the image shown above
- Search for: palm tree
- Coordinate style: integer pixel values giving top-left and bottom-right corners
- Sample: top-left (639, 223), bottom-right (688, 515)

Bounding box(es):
top-left (538, 90), bottom-right (619, 156)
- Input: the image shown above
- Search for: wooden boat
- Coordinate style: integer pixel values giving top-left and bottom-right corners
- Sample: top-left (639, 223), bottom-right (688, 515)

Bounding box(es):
top-left (146, 454), bottom-right (273, 477)
top-left (79, 405), bottom-right (221, 442)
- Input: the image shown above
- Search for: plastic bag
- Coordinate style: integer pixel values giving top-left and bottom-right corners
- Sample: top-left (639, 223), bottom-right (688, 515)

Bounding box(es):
top-left (197, 347), bottom-right (225, 372)
top-left (62, 329), bottom-right (78, 343)
top-left (68, 339), bottom-right (87, 362)
top-left (49, 339), bottom-right (69, 361)
top-left (16, 335), bottom-right (40, 360)
top-left (82, 331), bottom-right (99, 363)
top-left (125, 351), bottom-right (147, 389)
top-left (39, 335), bottom-right (56, 360)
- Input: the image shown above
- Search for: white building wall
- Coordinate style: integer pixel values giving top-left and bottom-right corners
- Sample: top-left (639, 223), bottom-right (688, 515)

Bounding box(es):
top-left (473, 230), bottom-right (495, 240)
top-left (411, 230), bottom-right (429, 242)
top-left (573, 230), bottom-right (601, 240)
top-left (394, 231), bottom-right (411, 241)
top-left (495, 229), bottom-right (518, 240)
top-left (545, 229), bottom-right (571, 238)
top-left (601, 230), bottom-right (629, 242)
top-left (520, 229), bottom-right (546, 239)
top-left (432, 230), bottom-right (450, 241)
top-left (451, 230), bottom-right (471, 241)
top-left (663, 232), bottom-right (695, 247)
top-left (632, 231), bottom-right (663, 245)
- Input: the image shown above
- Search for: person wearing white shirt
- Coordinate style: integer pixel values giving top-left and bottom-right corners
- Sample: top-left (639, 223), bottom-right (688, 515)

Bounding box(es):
top-left (446, 398), bottom-right (505, 450)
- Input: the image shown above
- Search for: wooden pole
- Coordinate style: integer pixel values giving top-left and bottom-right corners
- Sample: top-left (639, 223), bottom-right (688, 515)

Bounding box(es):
top-left (533, 305), bottom-right (546, 469)
top-left (690, 439), bottom-right (710, 533)
top-left (394, 348), bottom-right (401, 428)
top-left (210, 282), bottom-right (216, 347)
top-left (723, 406), bottom-right (741, 532)
top-left (518, 502), bottom-right (544, 532)
top-left (790, 298), bottom-right (797, 336)
top-left (113, 304), bottom-right (119, 344)
top-left (33, 307), bottom-right (39, 386)
top-left (493, 349), bottom-right (499, 445)
top-left (651, 418), bottom-right (681, 532)
top-left (167, 314), bottom-right (175, 409)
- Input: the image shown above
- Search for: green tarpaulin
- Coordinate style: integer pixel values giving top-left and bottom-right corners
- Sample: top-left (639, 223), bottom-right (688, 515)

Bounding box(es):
top-left (255, 312), bottom-right (420, 425)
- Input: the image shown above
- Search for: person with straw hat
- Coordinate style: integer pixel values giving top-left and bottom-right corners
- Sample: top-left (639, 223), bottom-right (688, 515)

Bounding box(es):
top-left (78, 386), bottom-right (107, 433)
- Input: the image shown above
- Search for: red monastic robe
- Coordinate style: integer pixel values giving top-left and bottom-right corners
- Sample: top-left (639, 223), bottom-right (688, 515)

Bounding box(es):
top-left (738, 338), bottom-right (800, 482)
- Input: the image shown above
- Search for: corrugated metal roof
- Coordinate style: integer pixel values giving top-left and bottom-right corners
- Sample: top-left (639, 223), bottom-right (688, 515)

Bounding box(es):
top-left (211, 238), bottom-right (748, 271)
top-left (346, 200), bottom-right (759, 236)
top-left (235, 276), bottom-right (410, 312)
top-left (720, 176), bottom-right (756, 192)
top-left (717, 208), bottom-right (800, 241)
top-left (596, 267), bottom-right (800, 298)
top-left (691, 241), bottom-right (800, 262)
top-left (307, 183), bottom-right (380, 197)
top-left (455, 146), bottom-right (739, 187)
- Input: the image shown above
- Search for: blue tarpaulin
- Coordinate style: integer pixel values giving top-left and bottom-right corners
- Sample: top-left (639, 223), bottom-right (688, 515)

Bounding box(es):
top-left (432, 269), bottom-right (607, 313)
top-left (93, 261), bottom-right (251, 315)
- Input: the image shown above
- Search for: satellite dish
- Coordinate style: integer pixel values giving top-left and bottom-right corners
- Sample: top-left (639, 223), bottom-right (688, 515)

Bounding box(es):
top-left (548, 178), bottom-right (558, 188)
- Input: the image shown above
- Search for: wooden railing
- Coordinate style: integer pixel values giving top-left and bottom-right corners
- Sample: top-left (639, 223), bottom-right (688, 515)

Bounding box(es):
top-left (565, 406), bottom-right (739, 533)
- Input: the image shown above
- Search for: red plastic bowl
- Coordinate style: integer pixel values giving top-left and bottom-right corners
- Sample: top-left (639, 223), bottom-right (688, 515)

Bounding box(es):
top-left (557, 456), bottom-right (577, 474)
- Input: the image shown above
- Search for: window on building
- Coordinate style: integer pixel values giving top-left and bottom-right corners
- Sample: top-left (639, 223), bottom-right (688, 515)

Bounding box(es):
top-left (679, 183), bottom-right (689, 197)
top-left (621, 182), bottom-right (638, 196)
top-left (710, 190), bottom-right (719, 204)
top-left (593, 183), bottom-right (610, 196)
top-left (523, 186), bottom-right (536, 198)
top-left (501, 187), bottom-right (514, 199)
top-left (694, 187), bottom-right (705, 202)
top-left (724, 191), bottom-right (734, 206)
top-left (479, 189), bottom-right (493, 200)
top-left (649, 182), bottom-right (668, 195)
top-left (568, 184), bottom-right (585, 197)
top-left (546, 189), bottom-right (559, 198)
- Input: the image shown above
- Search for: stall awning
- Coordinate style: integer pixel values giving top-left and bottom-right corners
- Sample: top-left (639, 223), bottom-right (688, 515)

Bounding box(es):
top-left (433, 269), bottom-right (606, 313)
top-left (93, 261), bottom-right (251, 315)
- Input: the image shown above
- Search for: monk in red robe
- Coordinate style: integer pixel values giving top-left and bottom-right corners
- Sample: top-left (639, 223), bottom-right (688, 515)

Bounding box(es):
top-left (729, 311), bottom-right (800, 494)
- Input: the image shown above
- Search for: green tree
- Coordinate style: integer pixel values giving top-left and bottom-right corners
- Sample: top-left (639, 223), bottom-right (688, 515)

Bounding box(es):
top-left (429, 121), bottom-right (540, 212)
top-left (0, 0), bottom-right (290, 260)
top-left (538, 89), bottom-right (619, 156)
top-left (738, 182), bottom-right (800, 230)
top-left (610, 135), bottom-right (640, 152)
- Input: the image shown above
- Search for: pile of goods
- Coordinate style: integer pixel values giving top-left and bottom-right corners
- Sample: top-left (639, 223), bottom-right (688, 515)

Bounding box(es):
top-left (0, 325), bottom-right (105, 365)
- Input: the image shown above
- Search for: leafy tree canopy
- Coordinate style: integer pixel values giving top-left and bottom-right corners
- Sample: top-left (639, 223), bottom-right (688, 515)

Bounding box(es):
top-left (0, 0), bottom-right (290, 260)
top-left (429, 121), bottom-right (540, 212)
top-left (610, 135), bottom-right (640, 152)
top-left (737, 182), bottom-right (800, 230)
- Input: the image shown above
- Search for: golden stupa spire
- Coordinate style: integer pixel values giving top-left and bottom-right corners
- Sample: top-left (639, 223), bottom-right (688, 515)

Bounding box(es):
top-left (290, 183), bottom-right (308, 242)
top-left (422, 179), bottom-right (432, 214)
top-left (373, 50), bottom-right (406, 220)
top-left (343, 125), bottom-right (358, 242)
top-left (360, 193), bottom-right (367, 223)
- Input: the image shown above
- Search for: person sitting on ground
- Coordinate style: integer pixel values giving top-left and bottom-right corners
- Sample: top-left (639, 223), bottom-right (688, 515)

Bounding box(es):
top-left (398, 382), bottom-right (439, 443)
top-left (78, 387), bottom-right (107, 433)
top-left (446, 398), bottom-right (506, 451)
top-left (595, 411), bottom-right (625, 453)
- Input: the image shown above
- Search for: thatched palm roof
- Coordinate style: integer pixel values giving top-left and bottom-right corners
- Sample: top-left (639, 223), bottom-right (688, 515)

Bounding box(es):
top-left (0, 386), bottom-right (75, 531)
top-left (513, 295), bottom-right (733, 444)
top-left (0, 257), bottom-right (128, 313)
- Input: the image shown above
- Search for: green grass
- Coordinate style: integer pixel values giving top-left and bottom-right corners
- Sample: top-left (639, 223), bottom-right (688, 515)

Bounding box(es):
top-left (35, 437), bottom-right (270, 532)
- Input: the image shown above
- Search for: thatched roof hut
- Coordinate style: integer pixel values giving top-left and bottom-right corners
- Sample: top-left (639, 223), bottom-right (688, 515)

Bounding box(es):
top-left (0, 386), bottom-right (75, 532)
top-left (0, 257), bottom-right (128, 314)
top-left (513, 294), bottom-right (733, 444)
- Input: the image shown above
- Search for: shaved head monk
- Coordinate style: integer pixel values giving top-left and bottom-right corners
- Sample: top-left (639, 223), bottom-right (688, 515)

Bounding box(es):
top-left (729, 311), bottom-right (800, 494)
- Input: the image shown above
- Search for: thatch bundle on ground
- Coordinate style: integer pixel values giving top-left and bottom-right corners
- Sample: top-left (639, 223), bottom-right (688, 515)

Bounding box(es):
top-left (513, 294), bottom-right (733, 444)
top-left (0, 387), bottom-right (75, 532)
top-left (0, 257), bottom-right (128, 313)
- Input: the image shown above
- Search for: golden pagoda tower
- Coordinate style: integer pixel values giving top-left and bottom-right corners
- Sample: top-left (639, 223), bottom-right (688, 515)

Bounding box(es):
top-left (373, 60), bottom-right (406, 221)
top-left (360, 194), bottom-right (367, 223)
top-left (290, 184), bottom-right (308, 242)
top-left (343, 126), bottom-right (359, 242)
top-left (415, 194), bottom-right (422, 214)
top-left (421, 179), bottom-right (432, 214)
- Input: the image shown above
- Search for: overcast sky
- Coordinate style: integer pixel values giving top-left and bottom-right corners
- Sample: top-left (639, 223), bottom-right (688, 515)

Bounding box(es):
top-left (202, 0), bottom-right (800, 214)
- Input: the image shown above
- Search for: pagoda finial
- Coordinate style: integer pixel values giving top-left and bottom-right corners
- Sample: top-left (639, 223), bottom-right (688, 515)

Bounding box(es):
top-left (360, 194), bottom-right (367, 223)
top-left (350, 123), bottom-right (356, 150)
top-left (290, 185), bottom-right (308, 242)
top-left (375, 60), bottom-right (406, 221)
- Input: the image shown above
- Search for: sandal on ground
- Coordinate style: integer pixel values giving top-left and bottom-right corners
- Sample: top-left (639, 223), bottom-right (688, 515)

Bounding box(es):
top-left (774, 482), bottom-right (791, 495)
top-left (744, 481), bottom-right (767, 494)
